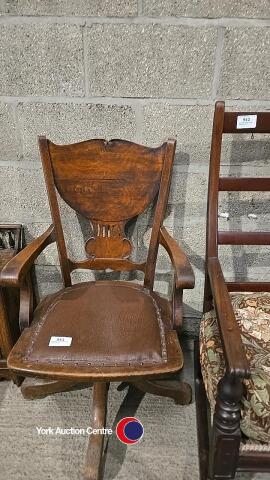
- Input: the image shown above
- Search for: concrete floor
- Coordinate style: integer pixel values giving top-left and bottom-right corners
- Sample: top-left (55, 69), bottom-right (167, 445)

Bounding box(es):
top-left (0, 341), bottom-right (269, 480)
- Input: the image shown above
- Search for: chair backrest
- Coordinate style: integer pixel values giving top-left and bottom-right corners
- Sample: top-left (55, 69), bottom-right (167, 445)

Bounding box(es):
top-left (206, 101), bottom-right (270, 292)
top-left (38, 137), bottom-right (176, 290)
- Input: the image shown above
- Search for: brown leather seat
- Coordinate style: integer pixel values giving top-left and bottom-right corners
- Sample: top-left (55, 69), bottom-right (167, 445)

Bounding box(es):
top-left (8, 281), bottom-right (183, 381)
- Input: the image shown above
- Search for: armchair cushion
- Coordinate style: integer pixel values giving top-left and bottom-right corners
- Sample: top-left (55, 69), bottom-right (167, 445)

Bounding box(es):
top-left (200, 292), bottom-right (270, 443)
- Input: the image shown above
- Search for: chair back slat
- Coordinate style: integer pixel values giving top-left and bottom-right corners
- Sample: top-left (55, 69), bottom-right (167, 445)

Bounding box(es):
top-left (227, 282), bottom-right (270, 293)
top-left (223, 111), bottom-right (270, 134)
top-left (48, 139), bottom-right (165, 222)
top-left (219, 177), bottom-right (270, 191)
top-left (218, 231), bottom-right (270, 245)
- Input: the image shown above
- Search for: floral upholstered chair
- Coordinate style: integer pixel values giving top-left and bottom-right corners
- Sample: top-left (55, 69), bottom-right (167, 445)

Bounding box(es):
top-left (195, 101), bottom-right (270, 480)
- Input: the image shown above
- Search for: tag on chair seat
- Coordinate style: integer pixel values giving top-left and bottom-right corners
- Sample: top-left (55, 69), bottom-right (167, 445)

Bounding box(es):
top-left (49, 336), bottom-right (72, 347)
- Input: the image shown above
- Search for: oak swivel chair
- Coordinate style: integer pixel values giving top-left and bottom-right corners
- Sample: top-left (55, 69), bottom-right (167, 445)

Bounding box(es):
top-left (195, 101), bottom-right (270, 479)
top-left (1, 137), bottom-right (195, 479)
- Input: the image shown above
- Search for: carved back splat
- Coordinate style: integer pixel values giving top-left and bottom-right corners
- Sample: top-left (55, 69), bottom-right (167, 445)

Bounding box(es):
top-left (85, 221), bottom-right (131, 259)
top-left (38, 138), bottom-right (176, 289)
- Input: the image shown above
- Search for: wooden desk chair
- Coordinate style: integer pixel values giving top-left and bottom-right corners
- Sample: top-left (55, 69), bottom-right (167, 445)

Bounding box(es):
top-left (195, 101), bottom-right (270, 479)
top-left (1, 137), bottom-right (194, 479)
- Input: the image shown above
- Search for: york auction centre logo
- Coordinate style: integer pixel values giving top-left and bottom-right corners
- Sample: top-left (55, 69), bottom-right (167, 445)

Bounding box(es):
top-left (116, 417), bottom-right (144, 445)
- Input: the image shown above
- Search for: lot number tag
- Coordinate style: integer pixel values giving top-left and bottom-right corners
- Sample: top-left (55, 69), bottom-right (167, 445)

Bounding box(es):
top-left (237, 115), bottom-right (257, 129)
top-left (49, 336), bottom-right (72, 347)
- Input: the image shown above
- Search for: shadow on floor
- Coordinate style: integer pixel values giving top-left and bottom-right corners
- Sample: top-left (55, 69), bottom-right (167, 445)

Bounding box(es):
top-left (102, 384), bottom-right (145, 480)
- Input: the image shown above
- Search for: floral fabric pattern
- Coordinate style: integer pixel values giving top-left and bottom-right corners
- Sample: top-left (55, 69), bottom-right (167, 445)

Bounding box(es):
top-left (200, 292), bottom-right (270, 443)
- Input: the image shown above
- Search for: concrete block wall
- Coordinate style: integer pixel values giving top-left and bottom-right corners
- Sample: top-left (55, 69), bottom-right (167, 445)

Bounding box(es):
top-left (0, 2), bottom-right (269, 335)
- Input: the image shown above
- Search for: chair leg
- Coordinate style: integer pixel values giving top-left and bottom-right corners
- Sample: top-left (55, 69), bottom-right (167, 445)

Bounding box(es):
top-left (209, 375), bottom-right (242, 479)
top-left (194, 340), bottom-right (210, 480)
top-left (21, 377), bottom-right (79, 400)
top-left (83, 382), bottom-right (109, 480)
top-left (132, 378), bottom-right (192, 405)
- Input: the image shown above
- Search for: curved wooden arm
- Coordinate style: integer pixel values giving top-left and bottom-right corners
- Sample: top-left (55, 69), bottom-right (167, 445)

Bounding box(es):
top-left (0, 225), bottom-right (55, 287)
top-left (208, 257), bottom-right (250, 378)
top-left (159, 227), bottom-right (195, 289)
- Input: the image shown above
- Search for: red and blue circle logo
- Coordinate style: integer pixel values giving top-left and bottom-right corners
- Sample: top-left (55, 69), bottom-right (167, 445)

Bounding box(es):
top-left (116, 417), bottom-right (144, 445)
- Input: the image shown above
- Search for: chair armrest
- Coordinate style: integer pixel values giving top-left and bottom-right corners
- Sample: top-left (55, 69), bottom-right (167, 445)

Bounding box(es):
top-left (0, 225), bottom-right (55, 287)
top-left (159, 226), bottom-right (195, 289)
top-left (208, 257), bottom-right (250, 378)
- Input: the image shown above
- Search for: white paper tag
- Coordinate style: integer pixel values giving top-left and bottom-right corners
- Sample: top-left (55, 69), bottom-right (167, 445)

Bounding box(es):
top-left (237, 115), bottom-right (257, 129)
top-left (49, 336), bottom-right (72, 347)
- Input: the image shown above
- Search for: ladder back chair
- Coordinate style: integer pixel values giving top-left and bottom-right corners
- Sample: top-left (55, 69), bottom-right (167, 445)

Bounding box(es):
top-left (1, 137), bottom-right (195, 480)
top-left (195, 101), bottom-right (270, 479)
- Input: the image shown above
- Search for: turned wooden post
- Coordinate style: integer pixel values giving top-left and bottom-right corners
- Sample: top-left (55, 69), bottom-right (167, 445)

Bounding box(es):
top-left (210, 374), bottom-right (243, 479)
